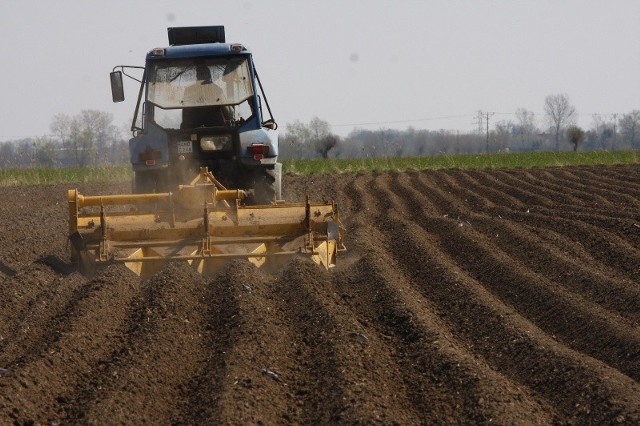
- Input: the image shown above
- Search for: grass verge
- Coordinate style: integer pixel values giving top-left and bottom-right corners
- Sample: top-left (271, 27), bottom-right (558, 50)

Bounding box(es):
top-left (0, 150), bottom-right (637, 185)
top-left (283, 150), bottom-right (639, 175)
top-left (0, 166), bottom-right (131, 186)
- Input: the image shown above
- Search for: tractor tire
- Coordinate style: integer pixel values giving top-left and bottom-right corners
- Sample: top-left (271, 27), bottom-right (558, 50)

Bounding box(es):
top-left (250, 170), bottom-right (276, 205)
top-left (132, 169), bottom-right (169, 194)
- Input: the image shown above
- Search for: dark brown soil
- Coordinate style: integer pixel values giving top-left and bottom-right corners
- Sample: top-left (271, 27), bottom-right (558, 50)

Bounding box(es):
top-left (1, 165), bottom-right (639, 425)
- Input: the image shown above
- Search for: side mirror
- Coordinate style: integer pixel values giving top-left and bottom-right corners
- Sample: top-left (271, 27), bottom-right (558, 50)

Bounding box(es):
top-left (110, 71), bottom-right (125, 102)
top-left (262, 119), bottom-right (278, 130)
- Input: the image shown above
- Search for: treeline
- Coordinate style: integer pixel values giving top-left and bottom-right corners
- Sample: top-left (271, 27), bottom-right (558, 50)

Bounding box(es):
top-left (281, 106), bottom-right (640, 160)
top-left (0, 110), bottom-right (128, 169)
top-left (280, 114), bottom-right (640, 160)
top-left (0, 138), bottom-right (129, 169)
top-left (1, 98), bottom-right (638, 168)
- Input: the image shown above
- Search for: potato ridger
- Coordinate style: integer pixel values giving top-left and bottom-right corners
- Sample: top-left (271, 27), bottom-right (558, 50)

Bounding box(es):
top-left (68, 168), bottom-right (344, 277)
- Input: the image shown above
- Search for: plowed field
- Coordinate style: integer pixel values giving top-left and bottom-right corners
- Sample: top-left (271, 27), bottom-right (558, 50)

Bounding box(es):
top-left (0, 164), bottom-right (639, 425)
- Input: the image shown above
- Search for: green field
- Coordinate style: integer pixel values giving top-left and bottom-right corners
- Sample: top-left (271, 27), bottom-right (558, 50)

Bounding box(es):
top-left (0, 166), bottom-right (132, 186)
top-left (1, 150), bottom-right (638, 186)
top-left (283, 150), bottom-right (639, 175)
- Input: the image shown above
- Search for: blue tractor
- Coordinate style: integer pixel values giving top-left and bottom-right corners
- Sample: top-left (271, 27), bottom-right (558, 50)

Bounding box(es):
top-left (110, 26), bottom-right (280, 204)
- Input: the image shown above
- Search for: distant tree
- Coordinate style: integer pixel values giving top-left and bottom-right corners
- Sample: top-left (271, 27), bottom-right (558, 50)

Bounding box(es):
top-left (50, 110), bottom-right (119, 167)
top-left (619, 110), bottom-right (640, 148)
top-left (80, 110), bottom-right (115, 156)
top-left (494, 120), bottom-right (513, 152)
top-left (282, 117), bottom-right (338, 159)
top-left (8, 139), bottom-right (35, 167)
top-left (514, 108), bottom-right (538, 145)
top-left (544, 94), bottom-right (577, 151)
top-left (315, 134), bottom-right (339, 159)
top-left (285, 120), bottom-right (312, 144)
top-left (69, 118), bottom-right (93, 167)
top-left (304, 117), bottom-right (339, 158)
top-left (590, 114), bottom-right (615, 150)
top-left (566, 125), bottom-right (585, 152)
top-left (281, 120), bottom-right (313, 159)
top-left (34, 136), bottom-right (59, 167)
top-left (50, 113), bottom-right (72, 143)
top-left (308, 117), bottom-right (331, 141)
top-left (0, 142), bottom-right (17, 168)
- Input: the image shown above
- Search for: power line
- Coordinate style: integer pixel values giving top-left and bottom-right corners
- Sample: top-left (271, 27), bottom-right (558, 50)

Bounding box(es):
top-left (0, 134), bottom-right (51, 139)
top-left (332, 114), bottom-right (475, 128)
top-left (0, 134), bottom-right (58, 142)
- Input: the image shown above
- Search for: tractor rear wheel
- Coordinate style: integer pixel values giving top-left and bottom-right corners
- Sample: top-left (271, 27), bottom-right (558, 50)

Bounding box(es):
top-left (250, 170), bottom-right (276, 205)
top-left (132, 169), bottom-right (169, 194)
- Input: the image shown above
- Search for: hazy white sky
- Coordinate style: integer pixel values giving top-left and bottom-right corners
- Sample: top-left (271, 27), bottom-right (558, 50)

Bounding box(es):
top-left (1, 0), bottom-right (638, 140)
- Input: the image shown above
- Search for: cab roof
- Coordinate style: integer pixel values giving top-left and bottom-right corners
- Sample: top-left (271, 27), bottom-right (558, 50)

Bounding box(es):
top-left (146, 42), bottom-right (251, 61)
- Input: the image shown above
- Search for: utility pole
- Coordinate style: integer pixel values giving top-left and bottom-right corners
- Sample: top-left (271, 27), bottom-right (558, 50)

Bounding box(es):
top-left (486, 113), bottom-right (490, 153)
top-left (475, 110), bottom-right (494, 153)
top-left (612, 113), bottom-right (618, 151)
top-left (484, 112), bottom-right (495, 153)
top-left (476, 110), bottom-right (485, 134)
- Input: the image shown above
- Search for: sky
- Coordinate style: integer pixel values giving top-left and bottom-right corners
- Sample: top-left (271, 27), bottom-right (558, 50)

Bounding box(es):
top-left (1, 0), bottom-right (638, 140)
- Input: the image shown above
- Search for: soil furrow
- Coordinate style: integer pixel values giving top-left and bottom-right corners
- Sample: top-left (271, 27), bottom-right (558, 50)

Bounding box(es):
top-left (346, 176), bottom-right (491, 423)
top-left (501, 167), bottom-right (639, 209)
top-left (1, 168), bottom-right (638, 424)
top-left (439, 170), bottom-right (640, 278)
top-left (275, 259), bottom-right (424, 424)
top-left (0, 265), bottom-right (85, 367)
top-left (592, 164), bottom-right (640, 184)
top-left (178, 262), bottom-right (241, 423)
top-left (408, 172), bottom-right (640, 324)
top-left (388, 172), bottom-right (640, 381)
top-left (495, 169), bottom-right (598, 207)
top-left (0, 264), bottom-right (140, 425)
top-left (497, 209), bottom-right (640, 280)
top-left (559, 166), bottom-right (640, 197)
top-left (526, 207), bottom-right (640, 247)
top-left (194, 261), bottom-right (309, 424)
top-left (273, 261), bottom-right (351, 423)
top-left (368, 174), bottom-right (640, 424)
top-left (476, 168), bottom-right (640, 220)
top-left (491, 169), bottom-right (640, 221)
top-left (520, 168), bottom-right (620, 206)
top-left (337, 175), bottom-right (556, 424)
top-left (451, 170), bottom-right (640, 281)
top-left (465, 169), bottom-right (566, 208)
top-left (73, 262), bottom-right (210, 424)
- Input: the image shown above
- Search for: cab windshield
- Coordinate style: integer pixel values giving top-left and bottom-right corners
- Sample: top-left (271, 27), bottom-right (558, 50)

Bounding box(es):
top-left (147, 57), bottom-right (253, 108)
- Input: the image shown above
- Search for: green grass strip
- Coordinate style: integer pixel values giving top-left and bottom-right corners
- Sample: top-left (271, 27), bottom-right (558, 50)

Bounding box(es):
top-left (0, 150), bottom-right (637, 186)
top-left (282, 150), bottom-right (639, 175)
top-left (0, 166), bottom-right (132, 186)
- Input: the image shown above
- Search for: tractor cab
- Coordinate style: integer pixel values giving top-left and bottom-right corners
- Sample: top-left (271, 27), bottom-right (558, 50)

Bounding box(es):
top-left (110, 26), bottom-right (279, 199)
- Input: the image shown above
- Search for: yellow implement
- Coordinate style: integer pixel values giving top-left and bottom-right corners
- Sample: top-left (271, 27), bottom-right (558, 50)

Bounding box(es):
top-left (68, 168), bottom-right (345, 277)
